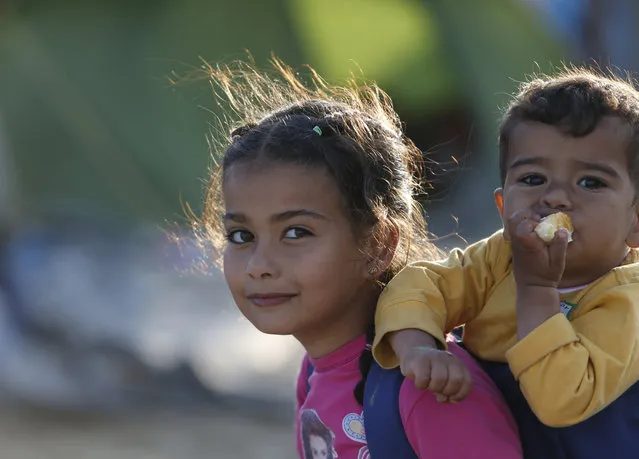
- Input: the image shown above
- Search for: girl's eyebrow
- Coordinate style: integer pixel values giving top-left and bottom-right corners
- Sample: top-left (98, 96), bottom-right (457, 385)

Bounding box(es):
top-left (223, 209), bottom-right (330, 223)
top-left (271, 209), bottom-right (330, 222)
top-left (223, 212), bottom-right (247, 223)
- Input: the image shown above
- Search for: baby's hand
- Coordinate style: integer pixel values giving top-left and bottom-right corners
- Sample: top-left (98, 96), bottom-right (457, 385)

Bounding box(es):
top-left (506, 209), bottom-right (569, 288)
top-left (400, 346), bottom-right (473, 402)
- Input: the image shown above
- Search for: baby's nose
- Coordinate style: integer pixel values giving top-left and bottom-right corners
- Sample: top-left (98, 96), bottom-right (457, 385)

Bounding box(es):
top-left (542, 184), bottom-right (571, 210)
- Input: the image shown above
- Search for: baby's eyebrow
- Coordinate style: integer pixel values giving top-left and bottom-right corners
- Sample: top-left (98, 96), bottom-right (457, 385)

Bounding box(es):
top-left (508, 156), bottom-right (545, 170)
top-left (573, 160), bottom-right (620, 178)
top-left (508, 157), bottom-right (621, 179)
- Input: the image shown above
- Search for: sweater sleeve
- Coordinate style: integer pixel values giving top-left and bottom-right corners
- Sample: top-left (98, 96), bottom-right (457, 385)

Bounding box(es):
top-left (373, 231), bottom-right (511, 368)
top-left (506, 281), bottom-right (639, 426)
top-left (400, 342), bottom-right (523, 458)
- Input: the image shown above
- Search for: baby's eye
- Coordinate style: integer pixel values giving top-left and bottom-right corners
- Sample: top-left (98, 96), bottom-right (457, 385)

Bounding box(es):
top-left (578, 176), bottom-right (607, 190)
top-left (284, 227), bottom-right (312, 239)
top-left (519, 174), bottom-right (545, 186)
top-left (226, 229), bottom-right (254, 244)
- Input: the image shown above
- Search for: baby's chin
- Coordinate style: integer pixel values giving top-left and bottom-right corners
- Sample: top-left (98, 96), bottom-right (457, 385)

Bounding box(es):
top-left (559, 257), bottom-right (616, 288)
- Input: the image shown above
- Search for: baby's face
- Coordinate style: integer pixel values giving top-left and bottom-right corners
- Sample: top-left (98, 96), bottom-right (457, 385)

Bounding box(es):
top-left (498, 117), bottom-right (639, 287)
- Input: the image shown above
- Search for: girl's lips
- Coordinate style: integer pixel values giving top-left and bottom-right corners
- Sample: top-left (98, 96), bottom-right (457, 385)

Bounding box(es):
top-left (247, 293), bottom-right (297, 307)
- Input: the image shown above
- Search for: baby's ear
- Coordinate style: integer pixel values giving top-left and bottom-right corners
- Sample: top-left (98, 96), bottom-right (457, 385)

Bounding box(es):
top-left (494, 188), bottom-right (505, 220)
top-left (494, 188), bottom-right (511, 241)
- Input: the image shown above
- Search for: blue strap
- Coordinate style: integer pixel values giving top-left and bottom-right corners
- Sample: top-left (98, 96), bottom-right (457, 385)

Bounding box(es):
top-left (306, 358), bottom-right (314, 394)
top-left (363, 360), bottom-right (418, 458)
top-left (305, 357), bottom-right (417, 458)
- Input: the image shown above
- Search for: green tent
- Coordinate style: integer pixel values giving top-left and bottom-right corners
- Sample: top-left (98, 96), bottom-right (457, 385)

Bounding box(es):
top-left (0, 0), bottom-right (562, 237)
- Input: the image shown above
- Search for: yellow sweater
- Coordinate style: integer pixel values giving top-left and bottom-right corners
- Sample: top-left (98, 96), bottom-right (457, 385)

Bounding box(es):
top-left (373, 230), bottom-right (639, 427)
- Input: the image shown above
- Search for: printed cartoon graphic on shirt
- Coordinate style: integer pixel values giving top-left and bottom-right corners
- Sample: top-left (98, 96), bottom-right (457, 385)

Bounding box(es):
top-left (342, 411), bottom-right (366, 443)
top-left (301, 409), bottom-right (338, 459)
top-left (357, 446), bottom-right (370, 459)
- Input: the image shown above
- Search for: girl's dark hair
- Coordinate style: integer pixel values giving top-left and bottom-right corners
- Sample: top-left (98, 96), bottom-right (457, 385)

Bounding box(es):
top-left (193, 57), bottom-right (443, 406)
top-left (499, 65), bottom-right (639, 193)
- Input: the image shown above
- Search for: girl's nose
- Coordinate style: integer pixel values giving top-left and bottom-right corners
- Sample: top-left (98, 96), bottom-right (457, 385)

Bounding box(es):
top-left (246, 244), bottom-right (279, 279)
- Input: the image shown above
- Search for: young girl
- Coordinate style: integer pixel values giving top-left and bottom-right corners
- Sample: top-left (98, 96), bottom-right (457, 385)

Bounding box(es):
top-left (194, 57), bottom-right (522, 458)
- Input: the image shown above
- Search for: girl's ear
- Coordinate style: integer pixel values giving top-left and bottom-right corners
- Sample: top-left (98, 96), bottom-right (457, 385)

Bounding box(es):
top-left (367, 222), bottom-right (399, 278)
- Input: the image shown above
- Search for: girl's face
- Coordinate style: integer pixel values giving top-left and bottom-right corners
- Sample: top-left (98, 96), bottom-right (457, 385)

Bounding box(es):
top-left (222, 162), bottom-right (376, 358)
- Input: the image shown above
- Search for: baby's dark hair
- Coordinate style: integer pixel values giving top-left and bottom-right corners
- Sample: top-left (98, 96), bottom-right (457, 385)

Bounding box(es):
top-left (194, 57), bottom-right (442, 406)
top-left (499, 65), bottom-right (639, 193)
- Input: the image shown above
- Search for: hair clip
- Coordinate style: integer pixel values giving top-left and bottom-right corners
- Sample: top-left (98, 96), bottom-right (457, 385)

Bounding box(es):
top-left (312, 125), bottom-right (322, 136)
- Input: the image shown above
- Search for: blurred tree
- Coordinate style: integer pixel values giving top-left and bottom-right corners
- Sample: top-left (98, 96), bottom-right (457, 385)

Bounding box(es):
top-left (288, 0), bottom-right (564, 242)
top-left (0, 0), bottom-right (305, 224)
top-left (0, 0), bottom-right (567, 243)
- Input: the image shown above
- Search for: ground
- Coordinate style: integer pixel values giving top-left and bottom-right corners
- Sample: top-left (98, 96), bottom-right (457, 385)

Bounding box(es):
top-left (0, 405), bottom-right (296, 459)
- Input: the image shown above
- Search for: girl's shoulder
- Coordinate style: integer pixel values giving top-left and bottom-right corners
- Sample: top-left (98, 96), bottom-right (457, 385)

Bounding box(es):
top-left (398, 341), bottom-right (522, 458)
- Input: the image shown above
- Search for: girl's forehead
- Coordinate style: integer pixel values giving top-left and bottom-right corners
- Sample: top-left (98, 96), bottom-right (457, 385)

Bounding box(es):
top-left (222, 162), bottom-right (343, 214)
top-left (224, 160), bottom-right (323, 182)
top-left (224, 161), bottom-right (329, 188)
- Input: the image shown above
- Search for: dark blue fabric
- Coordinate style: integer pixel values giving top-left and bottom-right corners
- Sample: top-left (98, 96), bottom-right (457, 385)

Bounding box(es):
top-left (479, 358), bottom-right (639, 459)
top-left (306, 360), bottom-right (417, 458)
top-left (364, 361), bottom-right (418, 458)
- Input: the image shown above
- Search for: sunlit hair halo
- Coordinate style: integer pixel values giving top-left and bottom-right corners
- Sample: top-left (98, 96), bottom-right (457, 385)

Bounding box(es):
top-left (185, 55), bottom-right (442, 279)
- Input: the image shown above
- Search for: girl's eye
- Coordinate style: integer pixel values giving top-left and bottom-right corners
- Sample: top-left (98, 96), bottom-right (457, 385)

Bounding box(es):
top-left (519, 174), bottom-right (545, 186)
top-left (578, 176), bottom-right (607, 190)
top-left (284, 227), bottom-right (312, 239)
top-left (226, 230), bottom-right (254, 244)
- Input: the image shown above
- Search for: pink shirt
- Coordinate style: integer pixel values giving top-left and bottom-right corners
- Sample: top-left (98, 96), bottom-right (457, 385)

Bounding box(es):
top-left (296, 336), bottom-right (522, 459)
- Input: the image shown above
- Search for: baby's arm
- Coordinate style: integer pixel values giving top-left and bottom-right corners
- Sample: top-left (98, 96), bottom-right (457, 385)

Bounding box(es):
top-left (505, 210), bottom-right (570, 339)
top-left (373, 239), bottom-right (503, 366)
top-left (389, 329), bottom-right (472, 402)
top-left (372, 233), bottom-right (510, 399)
top-left (502, 210), bottom-right (639, 425)
top-left (506, 283), bottom-right (639, 426)
top-left (402, 341), bottom-right (523, 458)
top-left (499, 212), bottom-right (639, 425)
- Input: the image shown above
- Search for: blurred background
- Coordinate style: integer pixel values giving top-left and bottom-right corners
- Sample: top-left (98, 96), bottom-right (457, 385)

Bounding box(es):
top-left (0, 0), bottom-right (637, 457)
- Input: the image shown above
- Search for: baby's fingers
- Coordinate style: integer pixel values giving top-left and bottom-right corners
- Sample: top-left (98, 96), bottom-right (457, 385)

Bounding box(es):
top-left (440, 361), bottom-right (472, 401)
top-left (505, 209), bottom-right (538, 240)
top-left (400, 361), bottom-right (416, 380)
top-left (426, 361), bottom-right (449, 394)
top-left (549, 229), bottom-right (569, 268)
top-left (448, 364), bottom-right (473, 402)
top-left (411, 363), bottom-right (433, 390)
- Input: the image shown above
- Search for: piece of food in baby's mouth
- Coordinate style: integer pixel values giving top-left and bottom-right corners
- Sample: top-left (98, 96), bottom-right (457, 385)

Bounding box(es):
top-left (534, 212), bottom-right (573, 243)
